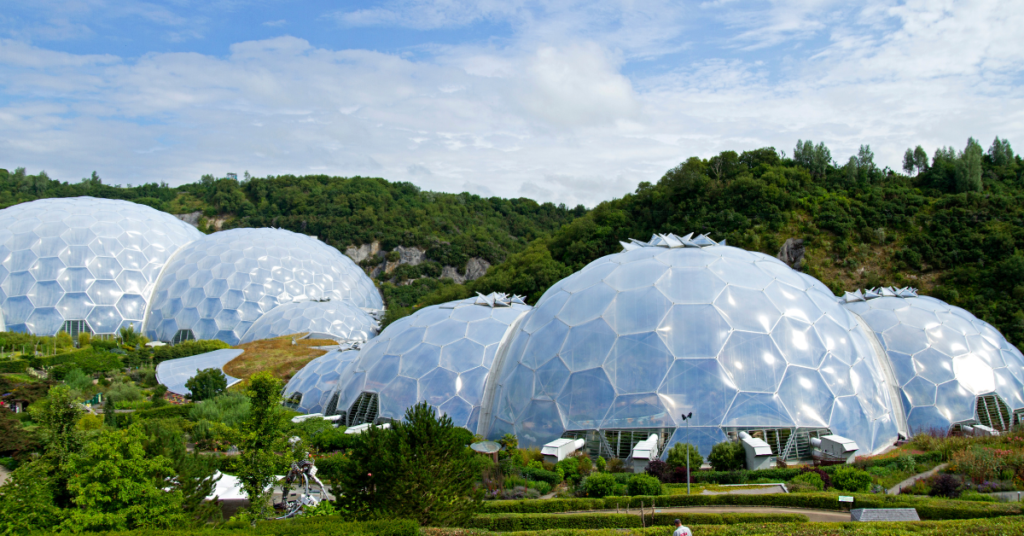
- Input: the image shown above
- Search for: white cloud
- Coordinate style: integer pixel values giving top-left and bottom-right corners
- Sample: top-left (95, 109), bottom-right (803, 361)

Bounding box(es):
top-left (0, 1), bottom-right (1022, 208)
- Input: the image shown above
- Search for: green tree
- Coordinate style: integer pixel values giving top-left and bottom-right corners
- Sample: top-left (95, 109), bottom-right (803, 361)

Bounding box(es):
top-left (29, 384), bottom-right (83, 508)
top-left (337, 402), bottom-right (480, 526)
top-left (955, 137), bottom-right (984, 192)
top-left (902, 148), bottom-right (916, 175)
top-left (185, 367), bottom-right (228, 401)
top-left (665, 443), bottom-right (703, 472)
top-left (707, 441), bottom-right (746, 471)
top-left (61, 424), bottom-right (185, 532)
top-left (0, 461), bottom-right (63, 534)
top-left (913, 145), bottom-right (929, 173)
top-left (236, 371), bottom-right (290, 520)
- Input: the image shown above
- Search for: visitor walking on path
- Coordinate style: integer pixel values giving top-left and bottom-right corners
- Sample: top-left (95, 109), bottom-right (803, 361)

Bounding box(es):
top-left (673, 519), bottom-right (692, 536)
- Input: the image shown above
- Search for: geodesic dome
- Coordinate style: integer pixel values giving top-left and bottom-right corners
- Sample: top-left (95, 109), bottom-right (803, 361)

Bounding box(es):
top-left (844, 288), bottom-right (1024, 433)
top-left (144, 227), bottom-right (382, 345)
top-left (283, 349), bottom-right (361, 415)
top-left (484, 233), bottom-right (901, 457)
top-left (329, 293), bottom-right (531, 430)
top-left (0, 197), bottom-right (203, 336)
top-left (238, 299), bottom-right (379, 344)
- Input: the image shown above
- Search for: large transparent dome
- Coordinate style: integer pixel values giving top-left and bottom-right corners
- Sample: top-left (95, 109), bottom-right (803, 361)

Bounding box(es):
top-left (484, 234), bottom-right (900, 456)
top-left (329, 293), bottom-right (530, 430)
top-left (144, 228), bottom-right (382, 345)
top-left (0, 197), bottom-right (203, 336)
top-left (238, 299), bottom-right (379, 344)
top-left (844, 289), bottom-right (1024, 433)
top-left (283, 349), bottom-right (361, 415)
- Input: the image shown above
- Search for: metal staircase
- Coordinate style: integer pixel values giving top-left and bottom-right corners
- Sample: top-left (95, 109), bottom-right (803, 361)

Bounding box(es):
top-left (976, 394), bottom-right (1012, 431)
top-left (347, 392), bottom-right (379, 426)
top-left (781, 428), bottom-right (831, 462)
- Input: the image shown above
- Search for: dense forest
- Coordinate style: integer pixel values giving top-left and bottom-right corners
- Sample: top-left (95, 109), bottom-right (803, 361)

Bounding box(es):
top-left (2, 135), bottom-right (1022, 349)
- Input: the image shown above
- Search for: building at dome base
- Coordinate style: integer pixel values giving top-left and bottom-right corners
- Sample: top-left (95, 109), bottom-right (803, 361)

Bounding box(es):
top-left (0, 197), bottom-right (203, 336)
top-left (143, 227), bottom-right (382, 345)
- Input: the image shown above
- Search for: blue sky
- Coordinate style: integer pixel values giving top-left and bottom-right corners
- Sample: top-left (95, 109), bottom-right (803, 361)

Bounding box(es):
top-left (1, 1), bottom-right (1022, 206)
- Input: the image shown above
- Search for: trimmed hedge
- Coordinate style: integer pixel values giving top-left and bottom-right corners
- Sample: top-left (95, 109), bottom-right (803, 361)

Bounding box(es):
top-left (483, 498), bottom-right (606, 513)
top-left (464, 512), bottom-right (808, 531)
top-left (0, 359), bottom-right (27, 373)
top-left (424, 517), bottom-right (1024, 536)
top-left (483, 493), bottom-right (1023, 520)
top-left (603, 493), bottom-right (1024, 520)
top-left (24, 519), bottom-right (419, 536)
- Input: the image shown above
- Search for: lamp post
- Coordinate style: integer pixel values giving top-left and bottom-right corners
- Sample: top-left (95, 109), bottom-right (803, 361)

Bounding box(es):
top-left (681, 412), bottom-right (692, 495)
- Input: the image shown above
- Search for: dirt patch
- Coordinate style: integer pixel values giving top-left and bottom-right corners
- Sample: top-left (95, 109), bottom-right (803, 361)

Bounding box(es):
top-left (223, 334), bottom-right (335, 383)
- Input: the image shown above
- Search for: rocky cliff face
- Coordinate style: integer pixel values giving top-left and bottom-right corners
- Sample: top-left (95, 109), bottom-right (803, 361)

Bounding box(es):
top-left (344, 242), bottom-right (489, 285)
top-left (778, 238), bottom-right (805, 270)
top-left (440, 257), bottom-right (491, 284)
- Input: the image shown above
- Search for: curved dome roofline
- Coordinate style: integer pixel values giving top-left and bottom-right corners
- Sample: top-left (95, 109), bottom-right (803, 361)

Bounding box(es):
top-left (482, 236), bottom-right (902, 456)
top-left (143, 226), bottom-right (382, 345)
top-left (0, 196), bottom-right (203, 336)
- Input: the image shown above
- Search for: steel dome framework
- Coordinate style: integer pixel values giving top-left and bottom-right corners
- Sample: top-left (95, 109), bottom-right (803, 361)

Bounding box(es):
top-left (277, 233), bottom-right (1024, 461)
top-left (143, 227), bottom-right (382, 345)
top-left (0, 197), bottom-right (204, 336)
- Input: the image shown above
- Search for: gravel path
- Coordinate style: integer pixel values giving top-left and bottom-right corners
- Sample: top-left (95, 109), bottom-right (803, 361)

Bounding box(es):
top-left (887, 463), bottom-right (948, 495)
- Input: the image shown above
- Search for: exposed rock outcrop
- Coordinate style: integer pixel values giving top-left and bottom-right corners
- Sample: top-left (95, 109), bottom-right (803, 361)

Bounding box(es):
top-left (440, 257), bottom-right (491, 284)
top-left (778, 238), bottom-right (805, 270)
top-left (344, 241), bottom-right (382, 264)
top-left (174, 211), bottom-right (203, 227)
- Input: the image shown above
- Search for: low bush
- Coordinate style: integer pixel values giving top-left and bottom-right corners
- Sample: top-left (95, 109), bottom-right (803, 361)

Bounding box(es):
top-left (522, 466), bottom-right (562, 486)
top-left (626, 474), bottom-right (662, 496)
top-left (832, 466), bottom-right (872, 492)
top-left (0, 359), bottom-right (28, 373)
top-left (529, 480), bottom-right (552, 495)
top-left (581, 473), bottom-right (619, 498)
top-left (789, 471), bottom-right (824, 491)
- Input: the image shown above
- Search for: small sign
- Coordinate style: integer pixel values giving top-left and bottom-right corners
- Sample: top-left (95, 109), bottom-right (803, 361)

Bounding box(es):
top-left (838, 496), bottom-right (855, 503)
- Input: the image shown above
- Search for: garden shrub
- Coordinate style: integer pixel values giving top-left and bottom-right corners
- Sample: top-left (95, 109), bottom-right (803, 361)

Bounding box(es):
top-left (581, 473), bottom-right (619, 498)
top-left (929, 474), bottom-right (964, 499)
top-left (666, 443), bottom-right (703, 471)
top-left (707, 441), bottom-right (745, 471)
top-left (627, 474), bottom-right (662, 496)
top-left (788, 471), bottom-right (824, 491)
top-left (522, 466), bottom-right (562, 486)
top-left (832, 466), bottom-right (872, 492)
top-left (528, 480), bottom-right (552, 495)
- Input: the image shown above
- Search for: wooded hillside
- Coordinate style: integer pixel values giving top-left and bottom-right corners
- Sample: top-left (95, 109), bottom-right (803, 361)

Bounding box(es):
top-left (3, 135), bottom-right (1022, 348)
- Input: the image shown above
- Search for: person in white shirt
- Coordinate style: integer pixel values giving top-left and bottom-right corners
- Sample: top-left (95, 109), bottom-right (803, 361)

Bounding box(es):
top-left (673, 519), bottom-right (692, 536)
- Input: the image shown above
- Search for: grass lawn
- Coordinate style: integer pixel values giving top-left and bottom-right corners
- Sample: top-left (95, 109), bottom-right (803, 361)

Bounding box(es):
top-left (223, 334), bottom-right (336, 383)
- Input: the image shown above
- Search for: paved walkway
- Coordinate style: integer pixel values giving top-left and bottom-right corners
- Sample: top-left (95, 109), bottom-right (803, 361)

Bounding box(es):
top-left (887, 463), bottom-right (948, 495)
top-left (0, 466), bottom-right (9, 486)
